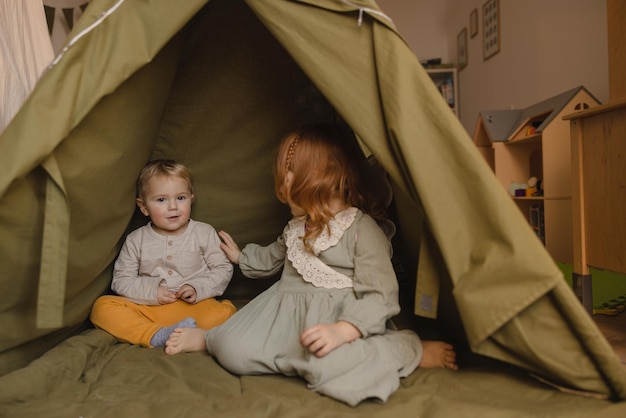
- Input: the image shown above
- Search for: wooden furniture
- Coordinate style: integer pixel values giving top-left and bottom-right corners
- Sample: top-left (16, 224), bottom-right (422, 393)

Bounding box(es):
top-left (608, 0), bottom-right (626, 101)
top-left (558, 1), bottom-right (626, 313)
top-left (473, 87), bottom-right (600, 264)
top-left (564, 98), bottom-right (626, 313)
top-left (426, 68), bottom-right (459, 117)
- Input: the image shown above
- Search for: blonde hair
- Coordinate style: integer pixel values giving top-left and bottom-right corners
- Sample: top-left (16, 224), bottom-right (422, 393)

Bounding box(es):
top-left (274, 124), bottom-right (369, 252)
top-left (137, 159), bottom-right (194, 199)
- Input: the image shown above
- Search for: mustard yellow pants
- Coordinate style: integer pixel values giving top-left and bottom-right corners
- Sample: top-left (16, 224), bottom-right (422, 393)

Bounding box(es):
top-left (90, 295), bottom-right (236, 347)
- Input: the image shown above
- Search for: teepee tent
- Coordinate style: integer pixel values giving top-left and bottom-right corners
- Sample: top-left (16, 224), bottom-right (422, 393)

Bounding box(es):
top-left (1, 0), bottom-right (625, 411)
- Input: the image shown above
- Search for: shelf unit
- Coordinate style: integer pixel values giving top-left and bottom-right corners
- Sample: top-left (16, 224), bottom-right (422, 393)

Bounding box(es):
top-left (426, 68), bottom-right (458, 117)
top-left (473, 86), bottom-right (600, 264)
top-left (565, 98), bottom-right (626, 312)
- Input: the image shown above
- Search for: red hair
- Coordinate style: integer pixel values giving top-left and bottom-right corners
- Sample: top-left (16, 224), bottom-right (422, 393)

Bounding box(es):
top-left (274, 124), bottom-right (369, 252)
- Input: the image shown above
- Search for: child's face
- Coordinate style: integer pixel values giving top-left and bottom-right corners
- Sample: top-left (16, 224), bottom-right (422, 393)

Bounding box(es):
top-left (137, 175), bottom-right (194, 235)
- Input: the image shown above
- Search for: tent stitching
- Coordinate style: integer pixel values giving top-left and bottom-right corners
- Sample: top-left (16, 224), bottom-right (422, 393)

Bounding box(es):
top-left (48, 0), bottom-right (126, 68)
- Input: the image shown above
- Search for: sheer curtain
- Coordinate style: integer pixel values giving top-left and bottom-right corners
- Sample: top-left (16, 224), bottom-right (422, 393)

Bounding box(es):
top-left (0, 0), bottom-right (54, 134)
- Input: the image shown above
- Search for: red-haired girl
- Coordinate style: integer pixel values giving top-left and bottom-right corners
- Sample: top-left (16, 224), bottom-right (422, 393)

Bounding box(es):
top-left (165, 125), bottom-right (457, 406)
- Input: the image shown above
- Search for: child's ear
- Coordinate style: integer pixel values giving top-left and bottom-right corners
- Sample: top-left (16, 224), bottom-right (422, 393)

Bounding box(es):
top-left (136, 198), bottom-right (149, 216)
top-left (191, 194), bottom-right (195, 204)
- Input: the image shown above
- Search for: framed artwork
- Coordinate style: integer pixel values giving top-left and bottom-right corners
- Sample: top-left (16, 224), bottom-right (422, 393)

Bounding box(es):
top-left (482, 0), bottom-right (500, 60)
top-left (470, 8), bottom-right (478, 38)
top-left (457, 28), bottom-right (468, 70)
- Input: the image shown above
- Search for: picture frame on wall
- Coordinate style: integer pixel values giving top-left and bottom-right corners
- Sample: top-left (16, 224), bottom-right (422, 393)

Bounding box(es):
top-left (482, 0), bottom-right (500, 60)
top-left (457, 28), bottom-right (468, 70)
top-left (470, 8), bottom-right (478, 38)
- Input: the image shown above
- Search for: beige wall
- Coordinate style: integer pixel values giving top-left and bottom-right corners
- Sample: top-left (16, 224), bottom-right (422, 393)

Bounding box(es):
top-left (376, 0), bottom-right (449, 62)
top-left (377, 0), bottom-right (609, 135)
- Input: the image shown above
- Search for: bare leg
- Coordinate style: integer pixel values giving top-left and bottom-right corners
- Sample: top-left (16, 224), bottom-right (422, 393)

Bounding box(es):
top-left (165, 327), bottom-right (208, 355)
top-left (419, 341), bottom-right (458, 370)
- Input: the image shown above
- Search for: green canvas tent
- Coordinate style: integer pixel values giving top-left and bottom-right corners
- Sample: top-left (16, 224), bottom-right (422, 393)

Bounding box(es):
top-left (1, 0), bottom-right (626, 416)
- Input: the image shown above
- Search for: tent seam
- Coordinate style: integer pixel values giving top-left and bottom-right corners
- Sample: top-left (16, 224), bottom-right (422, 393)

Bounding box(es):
top-left (48, 0), bottom-right (126, 68)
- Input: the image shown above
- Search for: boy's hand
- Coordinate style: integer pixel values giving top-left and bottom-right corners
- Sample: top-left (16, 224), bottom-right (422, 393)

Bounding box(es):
top-left (300, 321), bottom-right (362, 358)
top-left (176, 284), bottom-right (197, 304)
top-left (218, 230), bottom-right (241, 264)
top-left (157, 286), bottom-right (177, 305)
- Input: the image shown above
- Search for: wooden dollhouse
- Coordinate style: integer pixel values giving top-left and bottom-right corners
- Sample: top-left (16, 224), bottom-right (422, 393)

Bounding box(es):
top-left (473, 86), bottom-right (600, 264)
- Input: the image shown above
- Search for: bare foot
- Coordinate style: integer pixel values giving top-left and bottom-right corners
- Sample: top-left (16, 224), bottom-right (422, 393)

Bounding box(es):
top-left (164, 327), bottom-right (208, 355)
top-left (419, 341), bottom-right (458, 370)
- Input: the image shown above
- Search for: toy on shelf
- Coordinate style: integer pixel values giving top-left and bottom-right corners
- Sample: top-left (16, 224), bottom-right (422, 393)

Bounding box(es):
top-left (507, 177), bottom-right (543, 197)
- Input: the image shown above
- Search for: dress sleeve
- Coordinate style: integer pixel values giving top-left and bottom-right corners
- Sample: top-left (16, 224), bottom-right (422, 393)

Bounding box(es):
top-left (185, 224), bottom-right (234, 301)
top-left (111, 229), bottom-right (161, 305)
top-left (338, 215), bottom-right (400, 337)
top-left (238, 231), bottom-right (287, 279)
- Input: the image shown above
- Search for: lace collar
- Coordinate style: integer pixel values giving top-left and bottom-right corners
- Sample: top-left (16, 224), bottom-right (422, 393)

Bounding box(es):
top-left (285, 207), bottom-right (358, 289)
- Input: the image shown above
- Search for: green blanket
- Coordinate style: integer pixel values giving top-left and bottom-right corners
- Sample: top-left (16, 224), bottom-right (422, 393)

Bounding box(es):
top-left (1, 328), bottom-right (624, 418)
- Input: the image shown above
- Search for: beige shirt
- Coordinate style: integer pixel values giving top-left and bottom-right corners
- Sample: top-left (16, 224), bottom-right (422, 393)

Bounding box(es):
top-left (112, 219), bottom-right (233, 305)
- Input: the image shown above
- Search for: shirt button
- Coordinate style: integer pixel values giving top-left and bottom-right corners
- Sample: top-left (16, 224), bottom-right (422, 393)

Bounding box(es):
top-left (168, 241), bottom-right (173, 246)
top-left (168, 270), bottom-right (173, 275)
top-left (167, 255), bottom-right (172, 260)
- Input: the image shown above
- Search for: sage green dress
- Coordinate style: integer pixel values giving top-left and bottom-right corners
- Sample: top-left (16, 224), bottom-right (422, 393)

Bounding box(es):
top-left (205, 207), bottom-right (422, 406)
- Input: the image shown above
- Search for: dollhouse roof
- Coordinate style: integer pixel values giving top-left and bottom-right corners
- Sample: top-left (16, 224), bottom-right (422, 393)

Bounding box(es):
top-left (477, 85), bottom-right (599, 142)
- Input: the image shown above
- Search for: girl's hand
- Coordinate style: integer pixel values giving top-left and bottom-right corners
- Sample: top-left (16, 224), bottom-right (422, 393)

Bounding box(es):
top-left (218, 230), bottom-right (241, 264)
top-left (157, 286), bottom-right (177, 305)
top-left (176, 284), bottom-right (197, 304)
top-left (300, 321), bottom-right (362, 358)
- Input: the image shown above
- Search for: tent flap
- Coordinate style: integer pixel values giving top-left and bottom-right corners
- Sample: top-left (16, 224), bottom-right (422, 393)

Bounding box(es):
top-left (37, 155), bottom-right (69, 328)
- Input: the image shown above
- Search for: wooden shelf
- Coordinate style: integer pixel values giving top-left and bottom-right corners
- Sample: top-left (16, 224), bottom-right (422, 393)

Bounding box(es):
top-left (563, 97), bottom-right (626, 120)
top-left (569, 98), bottom-right (626, 276)
top-left (508, 110), bottom-right (551, 142)
top-left (507, 133), bottom-right (542, 145)
top-left (472, 87), bottom-right (601, 264)
top-left (513, 195), bottom-right (571, 201)
top-left (426, 68), bottom-right (458, 118)
top-left (543, 195), bottom-right (571, 201)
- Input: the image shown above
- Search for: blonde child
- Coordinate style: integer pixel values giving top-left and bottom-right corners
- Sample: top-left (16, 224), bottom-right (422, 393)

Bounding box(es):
top-left (90, 159), bottom-right (236, 348)
top-left (165, 126), bottom-right (457, 405)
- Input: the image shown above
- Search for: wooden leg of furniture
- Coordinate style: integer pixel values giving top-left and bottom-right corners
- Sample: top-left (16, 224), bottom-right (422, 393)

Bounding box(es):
top-left (570, 119), bottom-right (591, 315)
top-left (573, 273), bottom-right (593, 314)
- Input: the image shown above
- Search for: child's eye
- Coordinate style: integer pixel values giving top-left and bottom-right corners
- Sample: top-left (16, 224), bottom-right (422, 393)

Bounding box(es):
top-left (156, 197), bottom-right (166, 203)
top-left (177, 195), bottom-right (187, 201)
